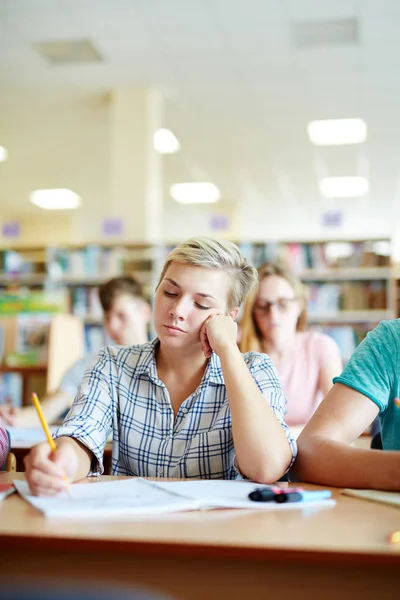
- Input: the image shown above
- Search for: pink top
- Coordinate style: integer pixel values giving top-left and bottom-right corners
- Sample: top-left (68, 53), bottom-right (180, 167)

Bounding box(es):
top-left (277, 331), bottom-right (341, 426)
top-left (0, 420), bottom-right (9, 469)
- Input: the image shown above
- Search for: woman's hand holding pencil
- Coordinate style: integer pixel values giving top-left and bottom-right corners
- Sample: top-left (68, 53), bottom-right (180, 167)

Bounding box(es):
top-left (24, 393), bottom-right (79, 496)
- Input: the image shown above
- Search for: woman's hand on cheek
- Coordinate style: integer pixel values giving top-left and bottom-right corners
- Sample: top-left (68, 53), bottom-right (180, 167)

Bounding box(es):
top-left (200, 320), bottom-right (213, 358)
top-left (200, 315), bottom-right (238, 358)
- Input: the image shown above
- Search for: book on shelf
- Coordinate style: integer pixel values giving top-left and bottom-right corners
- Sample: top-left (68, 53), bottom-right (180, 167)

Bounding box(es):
top-left (0, 373), bottom-right (23, 407)
top-left (306, 281), bottom-right (388, 316)
top-left (235, 240), bottom-right (391, 271)
top-left (13, 313), bottom-right (50, 365)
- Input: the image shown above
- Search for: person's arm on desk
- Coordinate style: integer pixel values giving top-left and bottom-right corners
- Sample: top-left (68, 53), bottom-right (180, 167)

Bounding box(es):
top-left (24, 436), bottom-right (92, 495)
top-left (293, 320), bottom-right (400, 491)
top-left (0, 390), bottom-right (74, 428)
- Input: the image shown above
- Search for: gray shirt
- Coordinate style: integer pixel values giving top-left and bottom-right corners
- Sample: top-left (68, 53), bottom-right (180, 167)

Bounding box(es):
top-left (58, 356), bottom-right (97, 397)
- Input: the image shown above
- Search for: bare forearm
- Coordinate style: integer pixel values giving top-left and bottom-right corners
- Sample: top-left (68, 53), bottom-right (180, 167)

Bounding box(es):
top-left (18, 391), bottom-right (73, 428)
top-left (219, 346), bottom-right (292, 482)
top-left (41, 391), bottom-right (73, 424)
top-left (55, 436), bottom-right (93, 482)
top-left (294, 436), bottom-right (400, 490)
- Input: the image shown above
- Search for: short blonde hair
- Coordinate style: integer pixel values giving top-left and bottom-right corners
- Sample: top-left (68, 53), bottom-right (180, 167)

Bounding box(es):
top-left (156, 237), bottom-right (258, 309)
top-left (239, 261), bottom-right (308, 353)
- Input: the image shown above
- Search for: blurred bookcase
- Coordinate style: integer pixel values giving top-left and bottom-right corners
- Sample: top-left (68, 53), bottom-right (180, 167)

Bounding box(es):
top-left (0, 243), bottom-right (156, 354)
top-left (0, 290), bottom-right (84, 406)
top-left (0, 238), bottom-right (396, 365)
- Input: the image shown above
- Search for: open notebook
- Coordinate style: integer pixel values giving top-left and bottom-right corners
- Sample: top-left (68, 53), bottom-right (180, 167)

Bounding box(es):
top-left (342, 488), bottom-right (400, 508)
top-left (14, 478), bottom-right (335, 519)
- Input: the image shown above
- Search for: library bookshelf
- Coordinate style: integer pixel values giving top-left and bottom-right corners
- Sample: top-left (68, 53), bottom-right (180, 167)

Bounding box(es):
top-left (0, 238), bottom-right (396, 363)
top-left (0, 314), bottom-right (84, 406)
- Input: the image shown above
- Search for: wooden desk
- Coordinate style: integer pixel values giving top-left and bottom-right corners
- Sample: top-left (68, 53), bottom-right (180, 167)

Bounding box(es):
top-left (10, 442), bottom-right (113, 474)
top-left (0, 473), bottom-right (399, 599)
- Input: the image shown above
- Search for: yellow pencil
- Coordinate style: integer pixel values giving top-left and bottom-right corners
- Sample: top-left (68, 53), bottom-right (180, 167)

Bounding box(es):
top-left (32, 393), bottom-right (71, 494)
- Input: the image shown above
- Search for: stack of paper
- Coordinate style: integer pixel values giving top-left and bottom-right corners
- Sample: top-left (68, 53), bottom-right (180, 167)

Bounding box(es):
top-left (14, 478), bottom-right (335, 519)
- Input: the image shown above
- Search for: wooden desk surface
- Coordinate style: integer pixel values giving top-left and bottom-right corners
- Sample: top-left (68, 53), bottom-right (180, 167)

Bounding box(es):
top-left (1, 472), bottom-right (399, 600)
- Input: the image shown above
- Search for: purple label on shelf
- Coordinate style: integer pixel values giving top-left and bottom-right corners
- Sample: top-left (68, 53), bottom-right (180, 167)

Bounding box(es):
top-left (321, 210), bottom-right (343, 228)
top-left (102, 218), bottom-right (124, 236)
top-left (2, 221), bottom-right (20, 238)
top-left (209, 214), bottom-right (230, 231)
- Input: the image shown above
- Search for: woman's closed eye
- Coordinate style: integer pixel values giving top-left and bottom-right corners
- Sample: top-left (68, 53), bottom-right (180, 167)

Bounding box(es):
top-left (195, 302), bottom-right (211, 310)
top-left (164, 289), bottom-right (210, 310)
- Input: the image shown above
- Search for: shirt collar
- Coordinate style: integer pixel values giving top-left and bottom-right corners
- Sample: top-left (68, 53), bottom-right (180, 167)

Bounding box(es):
top-left (134, 338), bottom-right (225, 386)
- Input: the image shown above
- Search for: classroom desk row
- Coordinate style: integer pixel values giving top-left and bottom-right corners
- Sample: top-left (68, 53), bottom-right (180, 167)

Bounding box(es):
top-left (0, 471), bottom-right (399, 600)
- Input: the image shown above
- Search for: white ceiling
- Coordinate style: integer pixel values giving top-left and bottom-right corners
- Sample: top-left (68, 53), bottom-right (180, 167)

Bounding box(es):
top-left (1, 0), bottom-right (400, 223)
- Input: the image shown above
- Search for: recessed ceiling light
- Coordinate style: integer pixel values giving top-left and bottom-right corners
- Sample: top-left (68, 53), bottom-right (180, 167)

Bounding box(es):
top-left (0, 146), bottom-right (8, 162)
top-left (307, 119), bottom-right (367, 145)
top-left (30, 188), bottom-right (81, 210)
top-left (319, 176), bottom-right (369, 198)
top-left (153, 129), bottom-right (180, 154)
top-left (170, 182), bottom-right (220, 204)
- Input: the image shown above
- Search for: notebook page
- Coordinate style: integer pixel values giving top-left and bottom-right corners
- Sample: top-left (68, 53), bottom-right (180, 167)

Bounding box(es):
top-left (13, 478), bottom-right (201, 518)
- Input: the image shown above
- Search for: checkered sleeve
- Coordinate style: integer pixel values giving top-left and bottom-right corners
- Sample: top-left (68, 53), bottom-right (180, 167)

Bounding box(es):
top-left (53, 348), bottom-right (117, 475)
top-left (232, 352), bottom-right (297, 480)
top-left (0, 422), bottom-right (9, 470)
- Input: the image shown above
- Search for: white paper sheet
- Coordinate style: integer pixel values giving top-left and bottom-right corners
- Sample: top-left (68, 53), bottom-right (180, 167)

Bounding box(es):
top-left (147, 479), bottom-right (336, 510)
top-left (8, 426), bottom-right (57, 446)
top-left (342, 488), bottom-right (400, 507)
top-left (13, 479), bottom-right (202, 518)
top-left (14, 478), bottom-right (335, 519)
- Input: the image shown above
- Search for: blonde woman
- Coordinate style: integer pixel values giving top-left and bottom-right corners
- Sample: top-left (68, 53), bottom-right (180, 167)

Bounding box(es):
top-left (25, 238), bottom-right (296, 495)
top-left (240, 262), bottom-right (342, 427)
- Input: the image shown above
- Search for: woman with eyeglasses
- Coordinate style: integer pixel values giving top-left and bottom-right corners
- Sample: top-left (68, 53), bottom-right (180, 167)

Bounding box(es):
top-left (239, 261), bottom-right (342, 428)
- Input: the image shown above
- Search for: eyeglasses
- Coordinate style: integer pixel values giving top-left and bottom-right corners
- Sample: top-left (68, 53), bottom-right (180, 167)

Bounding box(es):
top-left (253, 297), bottom-right (298, 314)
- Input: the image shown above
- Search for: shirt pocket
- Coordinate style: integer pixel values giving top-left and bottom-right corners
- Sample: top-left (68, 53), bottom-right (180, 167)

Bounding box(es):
top-left (186, 427), bottom-right (234, 479)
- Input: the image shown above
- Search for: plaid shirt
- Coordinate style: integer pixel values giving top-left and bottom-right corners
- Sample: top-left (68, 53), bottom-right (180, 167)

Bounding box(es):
top-left (0, 423), bottom-right (9, 470)
top-left (54, 339), bottom-right (296, 479)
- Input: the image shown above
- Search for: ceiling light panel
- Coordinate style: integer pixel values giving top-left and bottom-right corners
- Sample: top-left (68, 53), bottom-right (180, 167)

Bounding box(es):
top-left (170, 183), bottom-right (220, 204)
top-left (292, 18), bottom-right (358, 49)
top-left (0, 146), bottom-right (8, 162)
top-left (308, 119), bottom-right (367, 146)
top-left (153, 129), bottom-right (180, 154)
top-left (34, 39), bottom-right (102, 65)
top-left (319, 177), bottom-right (369, 198)
top-left (30, 189), bottom-right (81, 210)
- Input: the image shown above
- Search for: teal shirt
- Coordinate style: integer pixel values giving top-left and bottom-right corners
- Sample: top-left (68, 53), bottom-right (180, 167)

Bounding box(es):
top-left (333, 319), bottom-right (400, 451)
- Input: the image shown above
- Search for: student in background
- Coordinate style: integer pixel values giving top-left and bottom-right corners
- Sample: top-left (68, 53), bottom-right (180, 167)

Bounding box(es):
top-left (293, 319), bottom-right (400, 491)
top-left (239, 261), bottom-right (342, 428)
top-left (24, 237), bottom-right (296, 494)
top-left (0, 276), bottom-right (151, 428)
top-left (0, 419), bottom-right (9, 468)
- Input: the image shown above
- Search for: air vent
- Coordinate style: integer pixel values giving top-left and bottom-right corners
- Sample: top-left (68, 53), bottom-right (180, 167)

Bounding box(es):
top-left (291, 18), bottom-right (358, 49)
top-left (34, 39), bottom-right (103, 65)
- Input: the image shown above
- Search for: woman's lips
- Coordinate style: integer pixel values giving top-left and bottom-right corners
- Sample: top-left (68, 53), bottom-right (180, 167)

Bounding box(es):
top-left (164, 325), bottom-right (185, 334)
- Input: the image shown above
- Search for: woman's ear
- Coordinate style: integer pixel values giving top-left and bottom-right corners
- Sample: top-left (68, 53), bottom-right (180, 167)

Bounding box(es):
top-left (229, 307), bottom-right (239, 320)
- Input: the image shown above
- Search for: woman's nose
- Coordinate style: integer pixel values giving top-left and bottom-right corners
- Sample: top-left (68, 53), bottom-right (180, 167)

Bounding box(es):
top-left (169, 298), bottom-right (189, 320)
